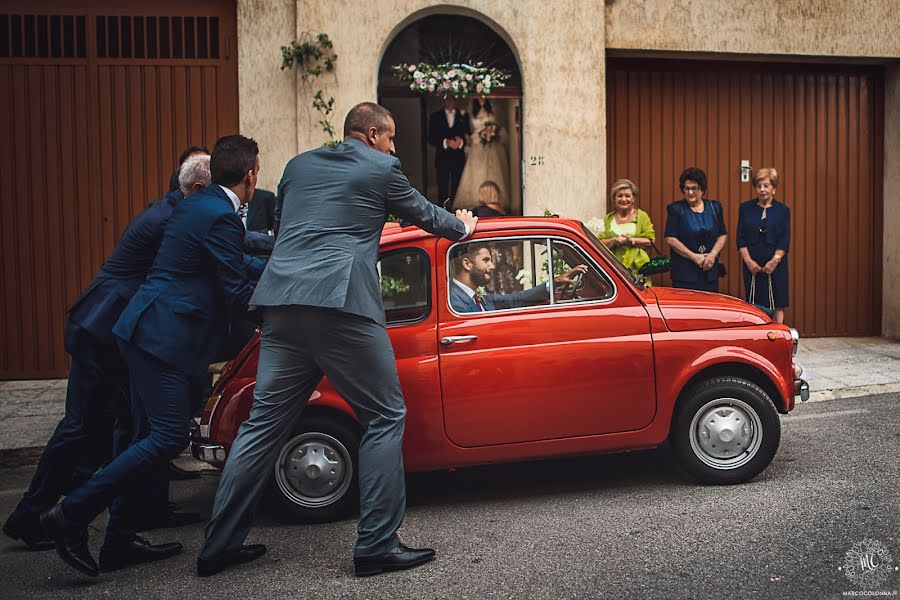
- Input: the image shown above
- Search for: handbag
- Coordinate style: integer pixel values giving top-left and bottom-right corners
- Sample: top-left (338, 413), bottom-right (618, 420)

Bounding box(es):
top-left (637, 240), bottom-right (672, 276)
top-left (749, 273), bottom-right (775, 317)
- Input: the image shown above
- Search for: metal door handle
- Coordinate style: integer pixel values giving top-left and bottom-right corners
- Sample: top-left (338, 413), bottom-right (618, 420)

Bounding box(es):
top-left (440, 335), bottom-right (477, 346)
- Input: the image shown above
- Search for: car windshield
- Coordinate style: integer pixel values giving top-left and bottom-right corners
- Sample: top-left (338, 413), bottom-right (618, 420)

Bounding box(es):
top-left (579, 224), bottom-right (641, 288)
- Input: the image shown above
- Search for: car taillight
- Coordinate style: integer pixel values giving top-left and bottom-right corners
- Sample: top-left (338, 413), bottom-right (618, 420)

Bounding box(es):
top-left (199, 392), bottom-right (222, 438)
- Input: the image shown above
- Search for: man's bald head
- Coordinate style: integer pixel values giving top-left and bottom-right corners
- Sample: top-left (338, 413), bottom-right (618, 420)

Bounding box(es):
top-left (343, 102), bottom-right (393, 138)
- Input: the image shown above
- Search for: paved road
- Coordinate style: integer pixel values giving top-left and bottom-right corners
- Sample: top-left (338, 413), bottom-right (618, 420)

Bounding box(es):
top-left (1, 393), bottom-right (898, 599)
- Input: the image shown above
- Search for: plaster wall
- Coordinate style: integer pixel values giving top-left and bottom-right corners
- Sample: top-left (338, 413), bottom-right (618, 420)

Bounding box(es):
top-left (882, 65), bottom-right (900, 339)
top-left (237, 0), bottom-right (298, 191)
top-left (605, 0), bottom-right (900, 58)
top-left (248, 0), bottom-right (606, 221)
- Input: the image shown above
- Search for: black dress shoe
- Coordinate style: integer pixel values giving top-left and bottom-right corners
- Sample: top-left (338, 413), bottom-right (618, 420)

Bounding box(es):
top-left (98, 535), bottom-right (183, 572)
top-left (168, 462), bottom-right (201, 481)
top-left (3, 511), bottom-right (55, 551)
top-left (197, 544), bottom-right (267, 577)
top-left (39, 504), bottom-right (98, 577)
top-left (137, 510), bottom-right (205, 532)
top-left (353, 543), bottom-right (436, 577)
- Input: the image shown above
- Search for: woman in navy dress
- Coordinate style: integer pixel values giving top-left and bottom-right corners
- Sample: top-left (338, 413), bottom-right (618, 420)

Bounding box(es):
top-left (664, 167), bottom-right (728, 292)
top-left (737, 167), bottom-right (790, 323)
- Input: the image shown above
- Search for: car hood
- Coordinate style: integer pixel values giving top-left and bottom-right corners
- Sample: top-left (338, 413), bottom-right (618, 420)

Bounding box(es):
top-left (649, 287), bottom-right (771, 332)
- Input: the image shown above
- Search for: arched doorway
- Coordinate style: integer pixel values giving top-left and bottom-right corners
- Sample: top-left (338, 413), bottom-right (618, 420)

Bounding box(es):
top-left (378, 14), bottom-right (523, 214)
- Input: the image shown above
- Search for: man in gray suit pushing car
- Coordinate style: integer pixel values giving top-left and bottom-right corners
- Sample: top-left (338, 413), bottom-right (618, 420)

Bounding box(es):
top-left (198, 102), bottom-right (477, 577)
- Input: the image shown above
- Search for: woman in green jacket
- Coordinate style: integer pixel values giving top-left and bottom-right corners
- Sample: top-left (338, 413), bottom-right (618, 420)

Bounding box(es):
top-left (596, 179), bottom-right (656, 279)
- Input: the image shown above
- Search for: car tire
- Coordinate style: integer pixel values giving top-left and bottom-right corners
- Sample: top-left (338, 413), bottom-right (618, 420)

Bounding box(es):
top-left (671, 376), bottom-right (781, 485)
top-left (267, 415), bottom-right (361, 523)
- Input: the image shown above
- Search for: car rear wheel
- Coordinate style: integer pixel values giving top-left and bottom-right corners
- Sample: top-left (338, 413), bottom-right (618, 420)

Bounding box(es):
top-left (268, 415), bottom-right (361, 523)
top-left (671, 376), bottom-right (781, 484)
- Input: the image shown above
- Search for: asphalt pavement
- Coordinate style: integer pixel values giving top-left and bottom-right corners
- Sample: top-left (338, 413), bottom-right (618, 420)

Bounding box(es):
top-left (1, 392), bottom-right (898, 599)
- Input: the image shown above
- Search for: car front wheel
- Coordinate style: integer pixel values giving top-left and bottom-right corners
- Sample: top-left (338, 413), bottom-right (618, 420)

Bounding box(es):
top-left (671, 376), bottom-right (781, 484)
top-left (268, 415), bottom-right (361, 523)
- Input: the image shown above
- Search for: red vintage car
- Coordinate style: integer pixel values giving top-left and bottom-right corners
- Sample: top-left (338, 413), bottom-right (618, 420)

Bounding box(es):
top-left (191, 217), bottom-right (808, 522)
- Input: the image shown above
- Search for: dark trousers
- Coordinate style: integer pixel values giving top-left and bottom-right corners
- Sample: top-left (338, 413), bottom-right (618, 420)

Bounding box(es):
top-left (435, 152), bottom-right (466, 203)
top-left (61, 339), bottom-right (196, 542)
top-left (201, 306), bottom-right (406, 560)
top-left (9, 325), bottom-right (131, 523)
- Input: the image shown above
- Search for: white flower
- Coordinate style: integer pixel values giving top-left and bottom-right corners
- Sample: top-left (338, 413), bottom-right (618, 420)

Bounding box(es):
top-left (413, 70), bottom-right (424, 79)
top-left (584, 217), bottom-right (605, 238)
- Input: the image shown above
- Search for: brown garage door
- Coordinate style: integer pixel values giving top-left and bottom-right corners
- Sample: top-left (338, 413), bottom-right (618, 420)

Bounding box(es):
top-left (606, 58), bottom-right (884, 337)
top-left (0, 2), bottom-right (238, 379)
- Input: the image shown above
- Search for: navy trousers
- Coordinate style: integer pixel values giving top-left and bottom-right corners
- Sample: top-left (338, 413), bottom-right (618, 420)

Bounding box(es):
top-left (62, 339), bottom-right (197, 542)
top-left (9, 325), bottom-right (131, 522)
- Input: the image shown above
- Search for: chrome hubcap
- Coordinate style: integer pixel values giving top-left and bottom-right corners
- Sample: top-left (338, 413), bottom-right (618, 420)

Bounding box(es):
top-left (689, 398), bottom-right (762, 470)
top-left (275, 432), bottom-right (352, 508)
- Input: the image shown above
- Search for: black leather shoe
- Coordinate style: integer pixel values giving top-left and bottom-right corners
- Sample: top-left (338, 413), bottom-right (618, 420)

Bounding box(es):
top-left (168, 462), bottom-right (201, 481)
top-left (39, 504), bottom-right (98, 577)
top-left (197, 544), bottom-right (267, 577)
top-left (3, 511), bottom-right (55, 551)
top-left (137, 510), bottom-right (205, 532)
top-left (353, 543), bottom-right (436, 577)
top-left (98, 535), bottom-right (183, 572)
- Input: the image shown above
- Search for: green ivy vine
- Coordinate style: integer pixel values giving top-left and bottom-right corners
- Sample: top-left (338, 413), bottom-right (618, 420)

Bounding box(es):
top-left (281, 32), bottom-right (339, 148)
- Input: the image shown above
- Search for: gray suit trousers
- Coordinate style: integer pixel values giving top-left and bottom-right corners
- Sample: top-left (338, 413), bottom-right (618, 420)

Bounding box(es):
top-left (200, 305), bottom-right (406, 559)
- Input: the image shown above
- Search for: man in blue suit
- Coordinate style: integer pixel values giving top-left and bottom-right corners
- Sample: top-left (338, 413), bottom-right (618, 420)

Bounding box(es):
top-left (449, 243), bottom-right (587, 313)
top-left (40, 135), bottom-right (264, 577)
top-left (2, 155), bottom-right (213, 552)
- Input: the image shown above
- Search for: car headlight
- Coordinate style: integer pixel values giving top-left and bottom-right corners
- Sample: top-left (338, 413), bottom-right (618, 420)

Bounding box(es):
top-left (789, 328), bottom-right (799, 356)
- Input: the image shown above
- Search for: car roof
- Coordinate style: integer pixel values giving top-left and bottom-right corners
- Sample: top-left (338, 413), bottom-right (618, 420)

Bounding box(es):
top-left (381, 217), bottom-right (587, 245)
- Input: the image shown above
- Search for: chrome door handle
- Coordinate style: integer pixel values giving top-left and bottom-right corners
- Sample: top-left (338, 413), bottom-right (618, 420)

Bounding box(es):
top-left (440, 335), bottom-right (478, 346)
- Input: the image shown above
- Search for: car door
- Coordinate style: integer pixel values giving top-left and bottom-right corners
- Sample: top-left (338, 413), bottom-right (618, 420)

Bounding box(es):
top-left (376, 243), bottom-right (446, 468)
top-left (437, 235), bottom-right (656, 448)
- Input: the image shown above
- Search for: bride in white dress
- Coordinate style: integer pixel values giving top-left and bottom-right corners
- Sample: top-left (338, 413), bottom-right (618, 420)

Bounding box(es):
top-left (454, 98), bottom-right (509, 210)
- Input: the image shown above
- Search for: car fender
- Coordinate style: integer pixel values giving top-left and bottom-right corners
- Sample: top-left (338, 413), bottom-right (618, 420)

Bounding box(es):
top-left (664, 343), bottom-right (792, 419)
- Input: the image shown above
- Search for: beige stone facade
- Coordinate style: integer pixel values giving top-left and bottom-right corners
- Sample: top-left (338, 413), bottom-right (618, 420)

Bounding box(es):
top-left (237, 0), bottom-right (900, 336)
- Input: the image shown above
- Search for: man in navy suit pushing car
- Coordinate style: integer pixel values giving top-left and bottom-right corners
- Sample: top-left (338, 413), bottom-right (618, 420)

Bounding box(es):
top-left (39, 135), bottom-right (264, 577)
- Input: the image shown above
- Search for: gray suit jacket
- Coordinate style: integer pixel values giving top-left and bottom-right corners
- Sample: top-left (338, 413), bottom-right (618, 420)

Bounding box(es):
top-left (251, 138), bottom-right (468, 325)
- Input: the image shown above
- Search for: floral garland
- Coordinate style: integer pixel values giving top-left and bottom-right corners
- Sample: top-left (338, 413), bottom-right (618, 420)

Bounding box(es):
top-left (392, 62), bottom-right (510, 97)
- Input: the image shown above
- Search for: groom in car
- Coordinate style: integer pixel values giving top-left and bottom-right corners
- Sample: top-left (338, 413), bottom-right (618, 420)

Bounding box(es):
top-left (449, 243), bottom-right (587, 313)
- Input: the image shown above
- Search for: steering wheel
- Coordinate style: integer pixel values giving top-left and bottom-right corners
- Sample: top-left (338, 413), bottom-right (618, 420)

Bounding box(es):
top-left (557, 272), bottom-right (584, 301)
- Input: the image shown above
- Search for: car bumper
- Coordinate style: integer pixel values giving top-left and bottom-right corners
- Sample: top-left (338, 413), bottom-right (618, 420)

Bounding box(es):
top-left (191, 441), bottom-right (226, 463)
top-left (795, 378), bottom-right (810, 402)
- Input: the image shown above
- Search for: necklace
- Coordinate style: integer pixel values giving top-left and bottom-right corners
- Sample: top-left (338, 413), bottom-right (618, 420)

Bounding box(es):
top-left (688, 200), bottom-right (705, 213)
top-left (615, 208), bottom-right (635, 223)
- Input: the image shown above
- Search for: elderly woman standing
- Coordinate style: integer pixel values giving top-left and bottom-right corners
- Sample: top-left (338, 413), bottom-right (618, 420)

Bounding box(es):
top-left (664, 167), bottom-right (727, 292)
top-left (597, 179), bottom-right (656, 278)
top-left (737, 168), bottom-right (790, 323)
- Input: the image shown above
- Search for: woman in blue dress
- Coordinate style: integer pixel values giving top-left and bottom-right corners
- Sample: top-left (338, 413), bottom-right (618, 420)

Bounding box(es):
top-left (664, 167), bottom-right (728, 292)
top-left (737, 167), bottom-right (790, 323)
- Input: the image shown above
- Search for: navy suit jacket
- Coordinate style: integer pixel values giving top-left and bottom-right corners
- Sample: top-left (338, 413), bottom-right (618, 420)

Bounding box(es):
top-left (247, 187), bottom-right (276, 233)
top-left (449, 280), bottom-right (549, 313)
top-left (66, 190), bottom-right (184, 350)
top-left (428, 110), bottom-right (471, 166)
top-left (665, 199), bottom-right (727, 284)
top-left (113, 185), bottom-right (259, 376)
top-left (736, 199), bottom-right (790, 251)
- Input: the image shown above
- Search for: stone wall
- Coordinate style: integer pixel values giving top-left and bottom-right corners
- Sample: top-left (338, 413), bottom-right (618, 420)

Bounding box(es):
top-left (237, 0), bottom-right (298, 192)
top-left (605, 0), bottom-right (900, 58)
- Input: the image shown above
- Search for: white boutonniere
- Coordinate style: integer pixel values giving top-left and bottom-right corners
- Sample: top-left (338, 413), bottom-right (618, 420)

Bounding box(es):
top-left (474, 286), bottom-right (486, 302)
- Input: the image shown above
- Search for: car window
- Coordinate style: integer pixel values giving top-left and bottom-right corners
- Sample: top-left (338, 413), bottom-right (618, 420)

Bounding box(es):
top-left (550, 239), bottom-right (615, 303)
top-left (580, 224), bottom-right (639, 285)
top-left (447, 238), bottom-right (553, 314)
top-left (378, 249), bottom-right (429, 325)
